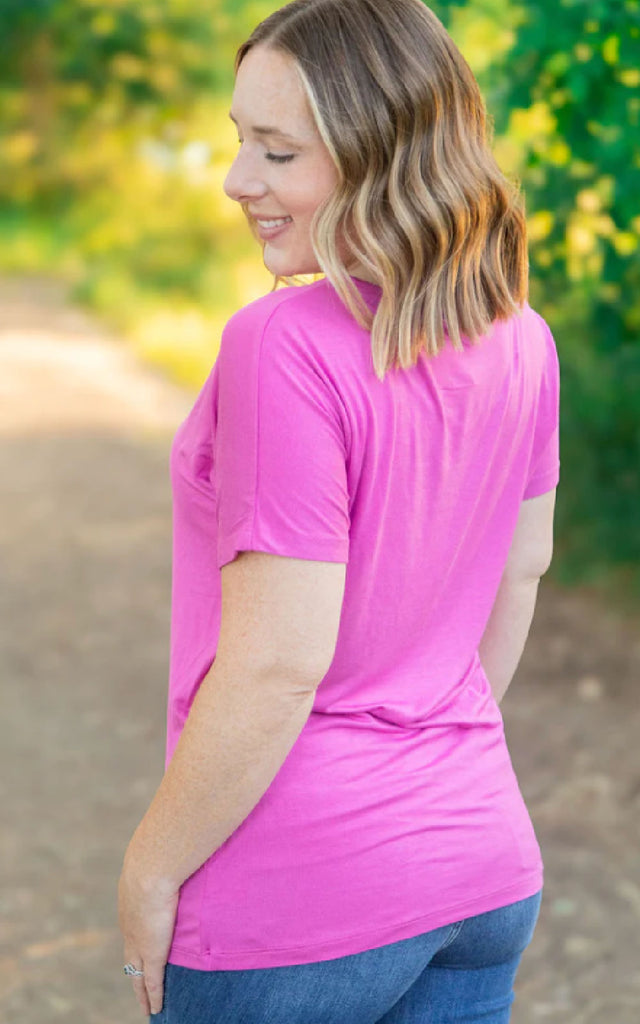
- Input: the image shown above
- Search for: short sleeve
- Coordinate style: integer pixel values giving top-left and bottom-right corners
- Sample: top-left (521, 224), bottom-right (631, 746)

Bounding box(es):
top-left (523, 317), bottom-right (561, 499)
top-left (214, 300), bottom-right (351, 570)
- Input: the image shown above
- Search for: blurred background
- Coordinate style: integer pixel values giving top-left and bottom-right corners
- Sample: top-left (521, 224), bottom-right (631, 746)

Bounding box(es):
top-left (1, 1), bottom-right (639, 1022)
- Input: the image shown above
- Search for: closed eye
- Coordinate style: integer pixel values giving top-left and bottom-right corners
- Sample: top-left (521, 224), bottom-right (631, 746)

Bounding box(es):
top-left (236, 138), bottom-right (295, 164)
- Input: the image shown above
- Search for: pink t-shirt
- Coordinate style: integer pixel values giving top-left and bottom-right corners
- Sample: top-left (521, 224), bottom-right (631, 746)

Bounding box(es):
top-left (165, 276), bottom-right (560, 970)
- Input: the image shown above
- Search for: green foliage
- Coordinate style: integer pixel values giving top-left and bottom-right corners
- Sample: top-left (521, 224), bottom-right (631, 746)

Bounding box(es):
top-left (0, 0), bottom-right (279, 382)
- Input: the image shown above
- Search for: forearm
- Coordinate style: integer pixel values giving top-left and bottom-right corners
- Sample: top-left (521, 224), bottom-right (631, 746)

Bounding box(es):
top-left (478, 573), bottom-right (542, 705)
top-left (124, 663), bottom-right (315, 890)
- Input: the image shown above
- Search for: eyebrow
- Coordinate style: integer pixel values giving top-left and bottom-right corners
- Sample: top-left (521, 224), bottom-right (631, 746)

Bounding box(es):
top-left (228, 112), bottom-right (299, 143)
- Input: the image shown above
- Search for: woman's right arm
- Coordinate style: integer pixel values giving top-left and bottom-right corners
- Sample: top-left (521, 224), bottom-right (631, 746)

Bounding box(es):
top-left (478, 489), bottom-right (557, 705)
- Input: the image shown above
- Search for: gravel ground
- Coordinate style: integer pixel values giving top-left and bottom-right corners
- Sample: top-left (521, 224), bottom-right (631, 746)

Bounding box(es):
top-left (1, 274), bottom-right (638, 1024)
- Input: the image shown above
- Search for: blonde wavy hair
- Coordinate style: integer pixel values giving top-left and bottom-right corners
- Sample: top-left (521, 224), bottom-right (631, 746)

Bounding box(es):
top-left (235, 0), bottom-right (529, 382)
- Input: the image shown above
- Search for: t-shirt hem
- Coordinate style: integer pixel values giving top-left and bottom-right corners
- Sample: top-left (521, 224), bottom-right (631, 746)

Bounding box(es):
top-left (217, 525), bottom-right (350, 570)
top-left (167, 869), bottom-right (543, 971)
top-left (523, 468), bottom-right (559, 500)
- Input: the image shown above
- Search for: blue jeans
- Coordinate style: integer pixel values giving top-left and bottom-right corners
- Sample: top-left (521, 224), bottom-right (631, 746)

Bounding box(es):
top-left (150, 889), bottom-right (542, 1023)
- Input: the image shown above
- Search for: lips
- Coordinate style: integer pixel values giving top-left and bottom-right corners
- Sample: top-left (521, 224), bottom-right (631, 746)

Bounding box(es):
top-left (258, 217), bottom-right (292, 226)
top-left (255, 217), bottom-right (293, 240)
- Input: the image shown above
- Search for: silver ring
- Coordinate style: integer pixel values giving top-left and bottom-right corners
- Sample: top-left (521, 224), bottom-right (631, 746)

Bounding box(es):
top-left (123, 963), bottom-right (145, 977)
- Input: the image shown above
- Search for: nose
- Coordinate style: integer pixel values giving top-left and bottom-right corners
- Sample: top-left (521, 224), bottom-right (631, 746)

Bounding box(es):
top-left (223, 149), bottom-right (269, 205)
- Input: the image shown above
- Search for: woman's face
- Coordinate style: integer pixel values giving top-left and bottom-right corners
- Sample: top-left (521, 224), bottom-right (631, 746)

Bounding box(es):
top-left (223, 45), bottom-right (370, 281)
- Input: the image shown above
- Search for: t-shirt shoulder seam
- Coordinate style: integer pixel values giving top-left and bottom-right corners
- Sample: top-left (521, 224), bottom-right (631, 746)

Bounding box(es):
top-left (234, 280), bottom-right (327, 326)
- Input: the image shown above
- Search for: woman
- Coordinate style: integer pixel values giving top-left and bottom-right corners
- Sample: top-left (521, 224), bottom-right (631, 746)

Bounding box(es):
top-left (118, 1), bottom-right (560, 1021)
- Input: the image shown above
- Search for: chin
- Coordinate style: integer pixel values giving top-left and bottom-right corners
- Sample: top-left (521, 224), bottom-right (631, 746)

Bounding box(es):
top-left (264, 251), bottom-right (322, 279)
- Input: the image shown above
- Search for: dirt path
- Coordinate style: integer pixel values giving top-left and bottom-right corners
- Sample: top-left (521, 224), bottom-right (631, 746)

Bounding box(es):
top-left (1, 274), bottom-right (638, 1023)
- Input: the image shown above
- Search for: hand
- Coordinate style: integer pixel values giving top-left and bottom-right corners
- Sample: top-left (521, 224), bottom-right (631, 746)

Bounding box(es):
top-left (117, 845), bottom-right (180, 1017)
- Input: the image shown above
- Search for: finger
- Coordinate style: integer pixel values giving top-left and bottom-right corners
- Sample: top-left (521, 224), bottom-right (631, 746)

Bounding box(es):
top-left (145, 960), bottom-right (166, 1016)
top-left (131, 974), bottom-right (150, 1017)
top-left (124, 950), bottom-right (150, 1016)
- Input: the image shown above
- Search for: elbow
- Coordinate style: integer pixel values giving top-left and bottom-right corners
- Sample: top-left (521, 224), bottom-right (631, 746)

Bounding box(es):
top-left (504, 547), bottom-right (553, 585)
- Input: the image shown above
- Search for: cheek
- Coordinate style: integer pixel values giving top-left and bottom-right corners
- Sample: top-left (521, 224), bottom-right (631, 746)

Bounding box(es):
top-left (290, 162), bottom-right (338, 211)
top-left (292, 187), bottom-right (335, 226)
top-left (277, 163), bottom-right (337, 227)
